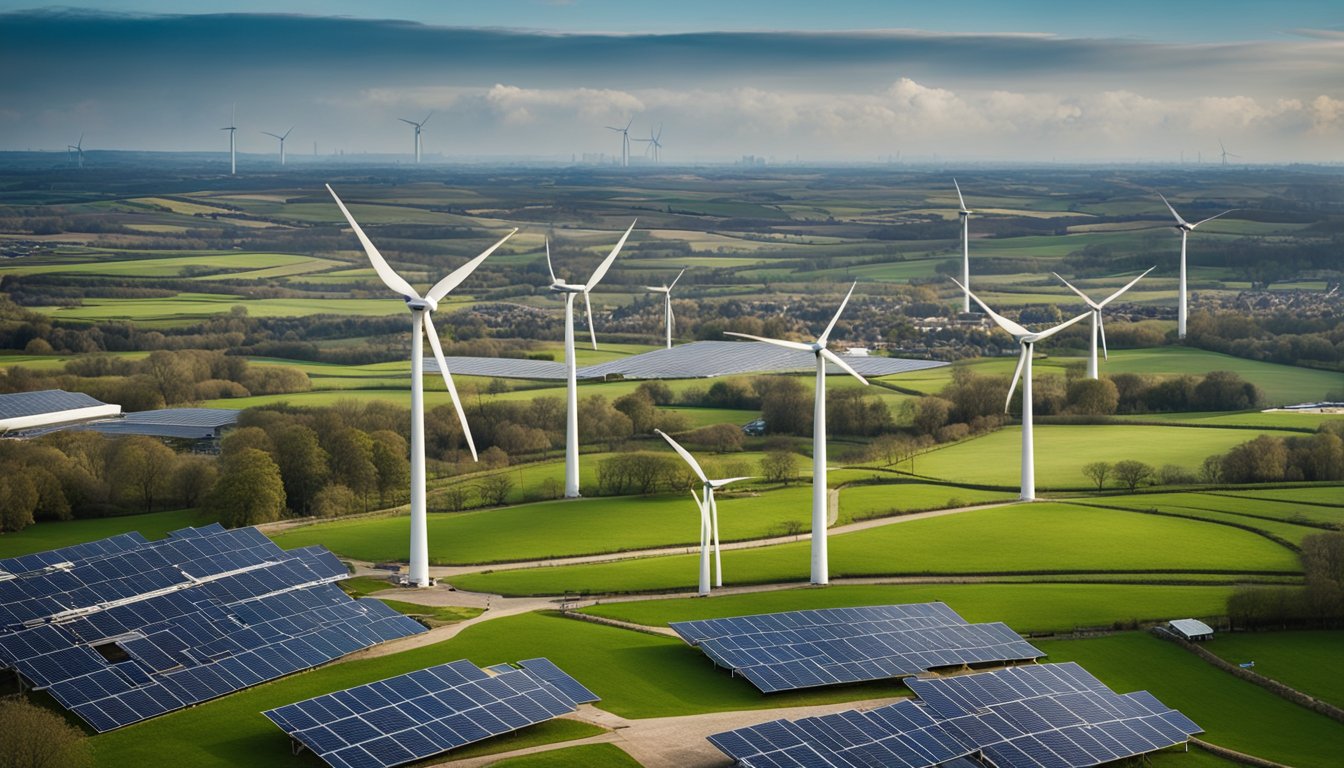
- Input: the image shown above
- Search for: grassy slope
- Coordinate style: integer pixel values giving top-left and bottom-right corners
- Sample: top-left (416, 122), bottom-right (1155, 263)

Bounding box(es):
top-left (490, 743), bottom-right (640, 768)
top-left (1201, 630), bottom-right (1344, 709)
top-left (0, 508), bottom-right (210, 559)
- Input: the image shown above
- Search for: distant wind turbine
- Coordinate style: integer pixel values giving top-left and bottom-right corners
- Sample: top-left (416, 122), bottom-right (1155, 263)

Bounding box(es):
top-left (1158, 193), bottom-right (1234, 339)
top-left (725, 282), bottom-right (868, 585)
top-left (954, 278), bottom-right (1089, 501)
top-left (1218, 139), bottom-right (1240, 167)
top-left (606, 118), bottom-right (633, 167)
top-left (1052, 268), bottom-right (1154, 379)
top-left (327, 184), bottom-right (516, 587)
top-left (657, 429), bottom-right (752, 594)
top-left (954, 178), bottom-right (973, 313)
top-left (221, 104), bottom-right (237, 175)
top-left (67, 134), bottom-right (84, 169)
top-left (645, 268), bottom-right (686, 349)
top-left (400, 112), bottom-right (433, 163)
top-left (546, 222), bottom-right (637, 497)
top-left (262, 127), bottom-right (293, 166)
top-left (634, 124), bottom-right (663, 163)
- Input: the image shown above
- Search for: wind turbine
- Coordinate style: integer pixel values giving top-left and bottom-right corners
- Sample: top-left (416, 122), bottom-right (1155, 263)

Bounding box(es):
top-left (1158, 193), bottom-right (1234, 339)
top-left (262, 127), bottom-right (293, 165)
top-left (954, 278), bottom-right (1089, 501)
top-left (67, 134), bottom-right (84, 169)
top-left (656, 429), bottom-right (752, 594)
top-left (954, 178), bottom-right (972, 313)
top-left (606, 118), bottom-right (633, 167)
top-left (400, 112), bottom-right (433, 163)
top-left (1218, 139), bottom-right (1240, 167)
top-left (545, 222), bottom-right (637, 497)
top-left (645, 268), bottom-right (686, 349)
top-left (725, 282), bottom-right (868, 586)
top-left (1052, 268), bottom-right (1154, 379)
top-left (634, 124), bottom-right (663, 163)
top-left (221, 104), bottom-right (237, 175)
top-left (327, 184), bottom-right (516, 587)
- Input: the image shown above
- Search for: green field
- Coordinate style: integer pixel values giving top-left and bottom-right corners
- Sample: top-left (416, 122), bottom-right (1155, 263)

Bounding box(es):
top-left (0, 508), bottom-right (210, 559)
top-left (1082, 489), bottom-right (1344, 534)
top-left (491, 743), bottom-right (640, 768)
top-left (1202, 630), bottom-right (1344, 708)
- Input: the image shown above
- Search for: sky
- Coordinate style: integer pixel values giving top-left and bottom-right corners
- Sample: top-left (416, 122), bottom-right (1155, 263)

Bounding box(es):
top-left (1, 1), bottom-right (1341, 163)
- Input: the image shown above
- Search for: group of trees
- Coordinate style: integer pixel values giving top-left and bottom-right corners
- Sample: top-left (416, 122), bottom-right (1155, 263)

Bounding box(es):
top-left (1201, 424), bottom-right (1344, 484)
top-left (1228, 532), bottom-right (1344, 629)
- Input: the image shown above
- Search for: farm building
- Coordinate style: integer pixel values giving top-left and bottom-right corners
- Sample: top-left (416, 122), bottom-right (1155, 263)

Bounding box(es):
top-left (0, 389), bottom-right (121, 433)
top-left (1169, 618), bottom-right (1215, 641)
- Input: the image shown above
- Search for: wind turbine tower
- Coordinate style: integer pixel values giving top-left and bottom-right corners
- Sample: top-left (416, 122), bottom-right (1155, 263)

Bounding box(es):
top-left (1052, 268), bottom-right (1154, 379)
top-left (954, 279), bottom-right (1089, 500)
top-left (400, 112), bottom-right (433, 163)
top-left (656, 430), bottom-right (752, 593)
top-left (954, 179), bottom-right (973, 313)
top-left (1218, 139), bottom-right (1240, 167)
top-left (221, 104), bottom-right (237, 175)
top-left (1159, 193), bottom-right (1233, 339)
top-left (545, 223), bottom-right (637, 497)
top-left (67, 134), bottom-right (84, 169)
top-left (262, 127), bottom-right (293, 165)
top-left (726, 283), bottom-right (868, 585)
top-left (645, 268), bottom-right (686, 349)
top-left (327, 185), bottom-right (516, 587)
top-left (606, 118), bottom-right (633, 167)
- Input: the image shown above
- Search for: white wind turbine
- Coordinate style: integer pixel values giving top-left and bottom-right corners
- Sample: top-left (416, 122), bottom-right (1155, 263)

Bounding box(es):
top-left (645, 268), bottom-right (686, 349)
top-left (1052, 268), bottom-right (1154, 379)
top-left (67, 134), bottom-right (84, 169)
top-left (954, 178), bottom-right (973, 313)
top-left (545, 222), bottom-right (637, 498)
top-left (327, 184), bottom-right (516, 587)
top-left (1159, 193), bottom-right (1233, 339)
top-left (725, 282), bottom-right (868, 585)
top-left (606, 118), bottom-right (633, 167)
top-left (634, 124), bottom-right (663, 163)
top-left (262, 127), bottom-right (293, 165)
top-left (954, 278), bottom-right (1089, 501)
top-left (221, 104), bottom-right (237, 175)
top-left (400, 112), bottom-right (433, 163)
top-left (656, 429), bottom-right (752, 594)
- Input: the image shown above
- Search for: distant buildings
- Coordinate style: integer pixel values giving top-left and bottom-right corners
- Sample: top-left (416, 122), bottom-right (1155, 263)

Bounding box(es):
top-left (0, 390), bottom-right (236, 451)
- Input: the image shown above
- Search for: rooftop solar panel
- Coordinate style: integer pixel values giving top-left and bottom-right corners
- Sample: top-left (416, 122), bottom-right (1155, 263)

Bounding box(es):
top-left (670, 603), bottom-right (1044, 693)
top-left (263, 658), bottom-right (598, 768)
top-left (0, 389), bottom-right (107, 420)
top-left (710, 663), bottom-right (1200, 768)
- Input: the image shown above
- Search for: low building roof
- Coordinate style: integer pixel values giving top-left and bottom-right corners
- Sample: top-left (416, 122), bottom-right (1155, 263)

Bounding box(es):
top-left (1169, 618), bottom-right (1214, 638)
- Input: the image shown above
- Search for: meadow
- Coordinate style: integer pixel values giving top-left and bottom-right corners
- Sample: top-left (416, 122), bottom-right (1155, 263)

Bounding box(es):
top-left (1201, 630), bottom-right (1344, 709)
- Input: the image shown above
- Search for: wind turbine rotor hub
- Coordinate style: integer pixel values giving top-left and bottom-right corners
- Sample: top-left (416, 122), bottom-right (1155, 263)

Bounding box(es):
top-left (405, 297), bottom-right (436, 312)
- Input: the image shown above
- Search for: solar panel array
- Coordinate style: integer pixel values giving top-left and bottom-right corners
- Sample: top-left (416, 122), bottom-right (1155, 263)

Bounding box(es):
top-left (670, 603), bottom-right (1044, 693)
top-left (0, 532), bottom-right (149, 577)
top-left (264, 657), bottom-right (600, 768)
top-left (709, 663), bottom-right (1201, 768)
top-left (0, 389), bottom-right (108, 420)
top-left (0, 525), bottom-right (425, 732)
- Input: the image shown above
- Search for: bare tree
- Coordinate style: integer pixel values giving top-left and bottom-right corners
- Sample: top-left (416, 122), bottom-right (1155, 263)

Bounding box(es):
top-left (1081, 462), bottom-right (1111, 490)
top-left (1112, 460), bottom-right (1154, 492)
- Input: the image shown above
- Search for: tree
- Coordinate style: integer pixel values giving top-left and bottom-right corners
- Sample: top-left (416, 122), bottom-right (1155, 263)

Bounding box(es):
top-left (685, 423), bottom-right (745, 453)
top-left (326, 428), bottom-right (376, 509)
top-left (1199, 455), bottom-right (1224, 484)
top-left (495, 423), bottom-right (551, 456)
top-left (1081, 461), bottom-right (1111, 490)
top-left (912, 397), bottom-right (953, 436)
top-left (0, 698), bottom-right (92, 768)
top-left (0, 468), bottom-right (38, 533)
top-left (476, 473), bottom-right (514, 506)
top-left (221, 426), bottom-right (274, 456)
top-left (614, 390), bottom-right (658, 434)
top-left (578, 396), bottom-right (633, 447)
top-left (1066, 378), bottom-right (1119, 415)
top-left (870, 434), bottom-right (916, 468)
top-left (172, 455), bottom-right (219, 508)
top-left (438, 484), bottom-right (473, 512)
top-left (1220, 435), bottom-right (1288, 483)
top-left (206, 447), bottom-right (285, 527)
top-left (312, 483), bottom-right (360, 518)
top-left (370, 430), bottom-right (410, 506)
top-left (271, 424), bottom-right (329, 516)
top-left (761, 450), bottom-right (800, 485)
top-left (110, 435), bottom-right (177, 513)
top-left (757, 376), bottom-right (812, 436)
top-left (1112, 460), bottom-right (1154, 492)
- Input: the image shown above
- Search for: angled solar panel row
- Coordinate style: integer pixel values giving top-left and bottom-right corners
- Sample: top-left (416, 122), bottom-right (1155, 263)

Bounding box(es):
top-left (670, 603), bottom-right (1044, 693)
top-left (264, 657), bottom-right (599, 768)
top-left (0, 531), bottom-right (149, 577)
top-left (709, 663), bottom-right (1201, 768)
top-left (0, 526), bottom-right (426, 732)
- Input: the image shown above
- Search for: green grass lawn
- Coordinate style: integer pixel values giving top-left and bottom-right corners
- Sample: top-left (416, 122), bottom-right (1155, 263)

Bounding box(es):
top-left (1038, 633), bottom-right (1344, 767)
top-left (0, 509), bottom-right (210, 559)
top-left (1082, 489), bottom-right (1344, 536)
top-left (490, 743), bottom-right (639, 768)
top-left (1211, 486), bottom-right (1344, 507)
top-left (1201, 630), bottom-right (1344, 709)
top-left (374, 600), bottom-right (483, 625)
top-left (910, 424), bottom-right (1302, 489)
top-left (582, 583), bottom-right (1236, 635)
top-left (451, 501), bottom-right (1300, 595)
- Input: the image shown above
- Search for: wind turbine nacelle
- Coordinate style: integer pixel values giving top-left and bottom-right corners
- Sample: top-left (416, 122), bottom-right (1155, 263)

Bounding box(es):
top-left (406, 297), bottom-right (437, 312)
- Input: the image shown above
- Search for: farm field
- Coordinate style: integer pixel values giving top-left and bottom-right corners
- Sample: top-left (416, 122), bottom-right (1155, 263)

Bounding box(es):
top-left (1201, 630), bottom-right (1344, 709)
top-left (0, 508), bottom-right (210, 559)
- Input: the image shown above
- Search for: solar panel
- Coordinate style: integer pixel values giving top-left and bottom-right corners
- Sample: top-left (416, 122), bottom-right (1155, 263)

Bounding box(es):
top-left (710, 663), bottom-right (1200, 768)
top-left (263, 658), bottom-right (598, 768)
top-left (0, 526), bottom-right (426, 732)
top-left (0, 389), bottom-right (107, 420)
top-left (670, 603), bottom-right (1044, 693)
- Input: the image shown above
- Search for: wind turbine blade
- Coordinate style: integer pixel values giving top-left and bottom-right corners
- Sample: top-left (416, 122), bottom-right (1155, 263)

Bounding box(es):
top-left (421, 111), bottom-right (434, 127)
top-left (262, 132), bottom-right (282, 140)
top-left (820, 348), bottom-right (869, 385)
top-left (690, 488), bottom-right (704, 523)
top-left (1051, 272), bottom-right (1100, 309)
top-left (544, 239), bottom-right (557, 284)
top-left (1096, 266), bottom-right (1155, 308)
top-left (950, 277), bottom-right (1030, 338)
top-left (1005, 345), bottom-right (1028, 412)
top-left (423, 313), bottom-right (477, 461)
top-left (1099, 313), bottom-right (1109, 361)
top-left (326, 184), bottom-right (419, 299)
top-left (398, 118), bottom-right (418, 126)
top-left (709, 476), bottom-right (754, 488)
top-left (584, 291), bottom-right (597, 350)
top-left (282, 127), bottom-right (293, 140)
top-left (669, 268), bottom-right (686, 291)
top-left (723, 331), bottom-right (814, 352)
top-left (1157, 193), bottom-right (1190, 228)
top-left (426, 228), bottom-right (517, 303)
top-left (817, 281), bottom-right (858, 345)
top-left (1029, 310), bottom-right (1092, 342)
top-left (655, 429), bottom-right (708, 482)
top-left (585, 220), bottom-right (636, 289)
top-left (953, 178), bottom-right (968, 212)
top-left (624, 117), bottom-right (633, 131)
top-left (1192, 209), bottom-right (1234, 228)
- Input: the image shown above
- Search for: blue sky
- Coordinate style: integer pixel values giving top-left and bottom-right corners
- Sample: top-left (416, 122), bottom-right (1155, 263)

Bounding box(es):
top-left (1, 2), bottom-right (1340, 162)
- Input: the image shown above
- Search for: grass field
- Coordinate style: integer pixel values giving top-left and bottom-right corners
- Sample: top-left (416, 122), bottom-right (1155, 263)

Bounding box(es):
top-left (1201, 630), bottom-right (1344, 709)
top-left (1082, 489), bottom-right (1344, 534)
top-left (491, 743), bottom-right (640, 768)
top-left (450, 501), bottom-right (1300, 595)
top-left (1038, 632), bottom-right (1344, 767)
top-left (0, 508), bottom-right (210, 559)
